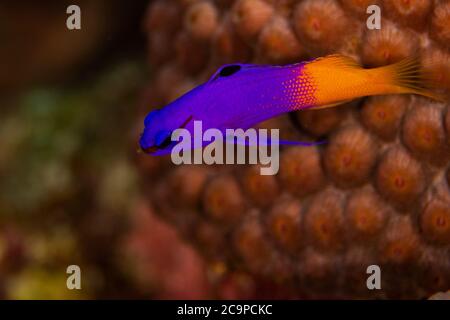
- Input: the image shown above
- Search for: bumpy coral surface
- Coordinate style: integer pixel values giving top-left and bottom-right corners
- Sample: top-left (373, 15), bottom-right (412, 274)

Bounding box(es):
top-left (138, 0), bottom-right (450, 299)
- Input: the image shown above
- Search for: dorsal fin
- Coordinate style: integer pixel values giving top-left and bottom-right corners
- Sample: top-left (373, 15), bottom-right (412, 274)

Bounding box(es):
top-left (306, 54), bottom-right (361, 69)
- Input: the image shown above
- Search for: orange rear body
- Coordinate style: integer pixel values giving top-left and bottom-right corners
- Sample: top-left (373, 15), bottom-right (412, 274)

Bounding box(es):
top-left (297, 55), bottom-right (441, 109)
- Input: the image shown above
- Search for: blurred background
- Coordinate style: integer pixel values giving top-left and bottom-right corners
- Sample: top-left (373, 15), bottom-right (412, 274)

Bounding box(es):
top-left (0, 0), bottom-right (449, 299)
top-left (0, 0), bottom-right (212, 299)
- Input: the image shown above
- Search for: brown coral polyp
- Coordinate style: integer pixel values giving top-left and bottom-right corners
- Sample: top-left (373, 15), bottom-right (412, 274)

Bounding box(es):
top-left (375, 147), bottom-right (426, 208)
top-left (145, 0), bottom-right (181, 33)
top-left (265, 196), bottom-right (302, 254)
top-left (417, 248), bottom-right (450, 294)
top-left (362, 21), bottom-right (417, 67)
top-left (304, 190), bottom-right (345, 252)
top-left (446, 106), bottom-right (450, 145)
top-left (360, 95), bottom-right (408, 141)
top-left (231, 0), bottom-right (274, 41)
top-left (401, 102), bottom-right (447, 164)
top-left (345, 187), bottom-right (389, 241)
top-left (241, 164), bottom-right (279, 208)
top-left (295, 107), bottom-right (344, 137)
top-left (167, 166), bottom-right (209, 208)
top-left (184, 1), bottom-right (219, 41)
top-left (202, 175), bottom-right (245, 224)
top-left (323, 125), bottom-right (377, 188)
top-left (422, 48), bottom-right (450, 97)
top-left (382, 0), bottom-right (432, 31)
top-left (299, 249), bottom-right (340, 294)
top-left (279, 146), bottom-right (325, 196)
top-left (342, 247), bottom-right (378, 297)
top-left (339, 0), bottom-right (378, 18)
top-left (147, 31), bottom-right (174, 66)
top-left (420, 198), bottom-right (450, 245)
top-left (232, 214), bottom-right (275, 274)
top-left (195, 220), bottom-right (226, 257)
top-left (379, 216), bottom-right (421, 265)
top-left (175, 32), bottom-right (210, 75)
top-left (257, 15), bottom-right (303, 64)
top-left (212, 17), bottom-right (252, 64)
top-left (293, 0), bottom-right (352, 55)
top-left (431, 2), bottom-right (450, 49)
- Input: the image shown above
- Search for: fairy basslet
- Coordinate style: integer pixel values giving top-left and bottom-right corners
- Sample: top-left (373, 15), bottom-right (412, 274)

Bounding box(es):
top-left (140, 54), bottom-right (440, 155)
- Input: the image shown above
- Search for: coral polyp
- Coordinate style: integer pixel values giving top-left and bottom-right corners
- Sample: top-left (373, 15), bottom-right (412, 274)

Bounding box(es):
top-left (401, 101), bottom-right (448, 164)
top-left (361, 95), bottom-right (408, 141)
top-left (345, 187), bottom-right (389, 241)
top-left (184, 1), bottom-right (219, 41)
top-left (324, 125), bottom-right (377, 188)
top-left (382, 0), bottom-right (432, 31)
top-left (430, 1), bottom-right (450, 49)
top-left (230, 0), bottom-right (274, 41)
top-left (279, 146), bottom-right (325, 196)
top-left (258, 15), bottom-right (303, 64)
top-left (420, 198), bottom-right (450, 245)
top-left (293, 0), bottom-right (353, 55)
top-left (362, 21), bottom-right (417, 67)
top-left (375, 147), bottom-right (426, 208)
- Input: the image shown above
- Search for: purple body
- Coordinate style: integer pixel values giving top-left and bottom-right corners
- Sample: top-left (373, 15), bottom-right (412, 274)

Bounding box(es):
top-left (139, 62), bottom-right (310, 155)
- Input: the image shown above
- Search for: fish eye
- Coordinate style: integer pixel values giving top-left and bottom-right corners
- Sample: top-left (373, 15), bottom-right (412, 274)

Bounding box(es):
top-left (219, 64), bottom-right (241, 77)
top-left (210, 64), bottom-right (242, 81)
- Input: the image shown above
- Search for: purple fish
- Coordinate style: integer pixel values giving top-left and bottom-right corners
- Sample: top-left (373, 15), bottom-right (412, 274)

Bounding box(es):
top-left (140, 55), bottom-right (440, 155)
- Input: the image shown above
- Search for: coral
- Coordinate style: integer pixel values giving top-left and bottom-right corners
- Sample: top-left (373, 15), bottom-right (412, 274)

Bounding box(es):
top-left (140, 0), bottom-right (450, 299)
top-left (304, 190), bottom-right (345, 252)
top-left (362, 20), bottom-right (418, 67)
top-left (345, 187), bottom-right (389, 242)
top-left (379, 215), bottom-right (421, 266)
top-left (339, 0), bottom-right (379, 19)
top-left (401, 101), bottom-right (448, 164)
top-left (293, 0), bottom-right (354, 55)
top-left (420, 197), bottom-right (450, 245)
top-left (430, 1), bottom-right (450, 49)
top-left (361, 95), bottom-right (409, 141)
top-left (257, 15), bottom-right (303, 64)
top-left (184, 1), bottom-right (219, 41)
top-left (279, 146), bottom-right (325, 196)
top-left (212, 16), bottom-right (252, 64)
top-left (202, 174), bottom-right (246, 224)
top-left (421, 47), bottom-right (450, 97)
top-left (323, 125), bottom-right (377, 188)
top-left (242, 164), bottom-right (280, 207)
top-left (232, 212), bottom-right (275, 275)
top-left (230, 0), bottom-right (274, 41)
top-left (295, 107), bottom-right (345, 137)
top-left (382, 0), bottom-right (432, 31)
top-left (375, 147), bottom-right (426, 208)
top-left (265, 195), bottom-right (302, 254)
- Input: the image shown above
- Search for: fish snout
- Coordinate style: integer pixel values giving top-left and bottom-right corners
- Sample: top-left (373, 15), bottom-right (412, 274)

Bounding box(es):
top-left (140, 145), bottom-right (158, 154)
top-left (139, 131), bottom-right (158, 154)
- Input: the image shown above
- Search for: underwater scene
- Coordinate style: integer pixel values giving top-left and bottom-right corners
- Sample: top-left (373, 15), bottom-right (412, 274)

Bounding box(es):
top-left (0, 0), bottom-right (449, 300)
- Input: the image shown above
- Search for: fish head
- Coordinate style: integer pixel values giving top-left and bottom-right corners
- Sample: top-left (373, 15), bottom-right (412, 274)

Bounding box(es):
top-left (139, 103), bottom-right (195, 155)
top-left (139, 63), bottom-right (265, 155)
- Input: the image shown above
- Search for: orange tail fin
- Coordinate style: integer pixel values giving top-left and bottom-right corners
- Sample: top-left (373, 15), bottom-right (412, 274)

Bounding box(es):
top-left (303, 54), bottom-right (444, 110)
top-left (375, 56), bottom-right (444, 101)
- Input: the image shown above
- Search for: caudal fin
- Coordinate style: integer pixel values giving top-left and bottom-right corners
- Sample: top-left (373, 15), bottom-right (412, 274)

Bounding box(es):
top-left (379, 56), bottom-right (444, 101)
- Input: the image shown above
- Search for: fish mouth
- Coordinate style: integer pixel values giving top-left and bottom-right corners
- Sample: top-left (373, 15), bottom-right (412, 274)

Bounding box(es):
top-left (141, 145), bottom-right (158, 154)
